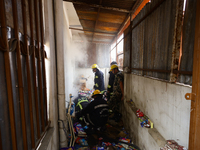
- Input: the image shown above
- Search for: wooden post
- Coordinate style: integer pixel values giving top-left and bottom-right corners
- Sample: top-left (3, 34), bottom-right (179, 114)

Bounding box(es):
top-left (188, 0), bottom-right (200, 149)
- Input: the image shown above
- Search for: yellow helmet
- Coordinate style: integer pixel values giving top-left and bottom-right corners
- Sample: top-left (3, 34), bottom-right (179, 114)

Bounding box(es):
top-left (91, 64), bottom-right (98, 69)
top-left (110, 64), bottom-right (118, 71)
top-left (92, 90), bottom-right (101, 98)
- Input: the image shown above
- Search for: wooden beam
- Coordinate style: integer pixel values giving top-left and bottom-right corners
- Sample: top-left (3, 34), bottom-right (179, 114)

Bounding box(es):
top-left (170, 0), bottom-right (184, 82)
top-left (77, 40), bottom-right (110, 44)
top-left (117, 0), bottom-right (142, 38)
top-left (110, 0), bottom-right (142, 45)
top-left (92, 0), bottom-right (102, 42)
top-left (69, 27), bottom-right (116, 35)
top-left (63, 0), bottom-right (130, 13)
top-left (189, 0), bottom-right (200, 149)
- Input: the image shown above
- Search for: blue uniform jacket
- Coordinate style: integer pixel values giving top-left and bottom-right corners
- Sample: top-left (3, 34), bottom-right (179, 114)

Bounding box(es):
top-left (94, 69), bottom-right (105, 91)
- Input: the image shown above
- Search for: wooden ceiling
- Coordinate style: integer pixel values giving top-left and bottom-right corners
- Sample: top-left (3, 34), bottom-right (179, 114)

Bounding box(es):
top-left (63, 0), bottom-right (140, 44)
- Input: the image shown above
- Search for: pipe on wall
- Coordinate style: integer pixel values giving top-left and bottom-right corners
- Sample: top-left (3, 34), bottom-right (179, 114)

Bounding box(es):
top-left (53, 0), bottom-right (68, 148)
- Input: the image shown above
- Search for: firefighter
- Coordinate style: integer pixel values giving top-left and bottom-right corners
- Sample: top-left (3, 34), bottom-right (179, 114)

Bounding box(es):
top-left (108, 64), bottom-right (124, 122)
top-left (74, 92), bottom-right (89, 120)
top-left (80, 90), bottom-right (109, 129)
top-left (91, 64), bottom-right (105, 92)
top-left (107, 61), bottom-right (118, 101)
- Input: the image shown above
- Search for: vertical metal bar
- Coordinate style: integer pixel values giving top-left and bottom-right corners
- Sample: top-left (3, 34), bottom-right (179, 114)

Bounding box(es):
top-left (28, 0), bottom-right (40, 139)
top-left (34, 0), bottom-right (45, 132)
top-left (39, 0), bottom-right (48, 126)
top-left (189, 0), bottom-right (200, 149)
top-left (11, 0), bottom-right (28, 149)
top-left (129, 14), bottom-right (132, 73)
top-left (0, 0), bottom-right (18, 150)
top-left (170, 0), bottom-right (184, 82)
top-left (20, 0), bottom-right (35, 148)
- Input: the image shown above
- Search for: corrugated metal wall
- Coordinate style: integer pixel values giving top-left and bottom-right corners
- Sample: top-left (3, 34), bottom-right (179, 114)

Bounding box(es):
top-left (124, 0), bottom-right (195, 85)
top-left (123, 27), bottom-right (130, 69)
top-left (179, 0), bottom-right (196, 85)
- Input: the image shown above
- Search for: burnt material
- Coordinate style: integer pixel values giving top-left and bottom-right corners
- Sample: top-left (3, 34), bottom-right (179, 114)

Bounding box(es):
top-left (170, 0), bottom-right (184, 83)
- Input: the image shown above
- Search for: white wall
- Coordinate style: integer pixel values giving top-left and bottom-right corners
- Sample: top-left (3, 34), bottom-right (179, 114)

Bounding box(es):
top-left (63, 5), bottom-right (109, 102)
top-left (63, 4), bottom-right (74, 104)
top-left (43, 0), bottom-right (59, 149)
top-left (123, 74), bottom-right (191, 149)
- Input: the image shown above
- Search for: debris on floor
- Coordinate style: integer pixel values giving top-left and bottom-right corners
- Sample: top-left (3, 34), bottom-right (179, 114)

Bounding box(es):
top-left (160, 140), bottom-right (187, 150)
top-left (61, 119), bottom-right (140, 150)
top-left (62, 92), bottom-right (140, 150)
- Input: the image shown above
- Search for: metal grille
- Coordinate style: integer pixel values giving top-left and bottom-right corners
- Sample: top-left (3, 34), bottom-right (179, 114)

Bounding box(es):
top-left (0, 0), bottom-right (49, 150)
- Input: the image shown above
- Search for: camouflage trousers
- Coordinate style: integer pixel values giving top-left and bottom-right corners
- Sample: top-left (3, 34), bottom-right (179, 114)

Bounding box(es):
top-left (107, 93), bottom-right (122, 113)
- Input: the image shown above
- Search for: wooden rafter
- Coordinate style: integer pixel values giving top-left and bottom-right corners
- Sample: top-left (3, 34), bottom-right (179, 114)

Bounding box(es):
top-left (63, 0), bottom-right (130, 13)
top-left (92, 0), bottom-right (102, 42)
top-left (110, 0), bottom-right (142, 44)
top-left (117, 0), bottom-right (142, 37)
top-left (69, 27), bottom-right (116, 35)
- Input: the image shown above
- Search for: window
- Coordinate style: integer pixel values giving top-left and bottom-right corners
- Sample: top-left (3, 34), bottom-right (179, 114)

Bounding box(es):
top-left (110, 34), bottom-right (124, 70)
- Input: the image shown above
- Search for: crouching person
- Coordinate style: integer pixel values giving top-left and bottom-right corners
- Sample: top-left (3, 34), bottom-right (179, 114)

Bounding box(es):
top-left (74, 92), bottom-right (89, 122)
top-left (81, 90), bottom-right (109, 132)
